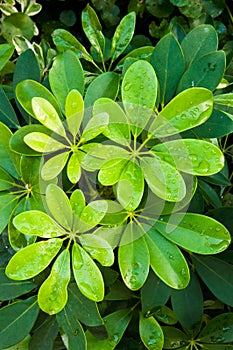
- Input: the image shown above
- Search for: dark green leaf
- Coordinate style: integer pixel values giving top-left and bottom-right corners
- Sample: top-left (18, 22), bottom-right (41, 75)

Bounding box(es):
top-left (139, 312), bottom-right (164, 349)
top-left (198, 179), bottom-right (222, 208)
top-left (199, 312), bottom-right (233, 343)
top-left (29, 315), bottom-right (58, 350)
top-left (0, 87), bottom-right (19, 128)
top-left (162, 326), bottom-right (189, 349)
top-left (207, 207), bottom-right (233, 235)
top-left (0, 193), bottom-right (18, 234)
top-left (0, 122), bottom-right (20, 178)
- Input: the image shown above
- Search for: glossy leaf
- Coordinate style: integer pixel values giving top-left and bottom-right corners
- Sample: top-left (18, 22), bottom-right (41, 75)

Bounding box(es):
top-left (154, 306), bottom-right (177, 325)
top-left (0, 87), bottom-right (19, 128)
top-left (0, 166), bottom-right (14, 191)
top-left (93, 98), bottom-right (131, 146)
top-left (155, 213), bottom-right (230, 254)
top-left (141, 156), bottom-right (186, 202)
top-left (84, 72), bottom-right (120, 109)
top-left (0, 194), bottom-right (18, 234)
top-left (13, 210), bottom-right (66, 238)
top-left (177, 51), bottom-right (226, 93)
top-left (98, 158), bottom-right (128, 185)
top-left (162, 326), bottom-right (189, 349)
top-left (38, 249), bottom-right (70, 315)
top-left (0, 43), bottom-right (14, 71)
top-left (151, 33), bottom-right (185, 105)
top-left (199, 312), bottom-right (233, 343)
top-left (116, 46), bottom-right (154, 70)
top-left (0, 296), bottom-right (39, 349)
top-left (65, 89), bottom-right (84, 138)
top-left (24, 132), bottom-right (66, 153)
top-left (81, 112), bottom-right (109, 142)
top-left (139, 312), bottom-right (164, 350)
top-left (41, 151), bottom-right (69, 180)
top-left (181, 25), bottom-right (218, 66)
top-left (67, 152), bottom-right (82, 183)
top-left (149, 87), bottom-right (213, 137)
top-left (46, 184), bottom-right (73, 230)
top-left (31, 97), bottom-right (66, 137)
top-left (49, 50), bottom-right (84, 112)
top-left (78, 200), bottom-right (108, 232)
top-left (0, 122), bottom-right (20, 178)
top-left (52, 28), bottom-right (93, 62)
top-left (119, 223), bottom-right (150, 290)
top-left (6, 238), bottom-right (63, 280)
top-left (82, 5), bottom-right (105, 55)
top-left (146, 227), bottom-right (190, 289)
top-left (70, 189), bottom-right (86, 218)
top-left (16, 80), bottom-right (62, 119)
top-left (72, 243), bottom-right (104, 301)
top-left (153, 139), bottom-right (224, 176)
top-left (111, 12), bottom-right (136, 63)
top-left (79, 234), bottom-right (114, 266)
top-left (192, 255), bottom-right (233, 307)
top-left (122, 60), bottom-right (157, 135)
top-left (117, 159), bottom-right (144, 210)
top-left (0, 267), bottom-right (36, 301)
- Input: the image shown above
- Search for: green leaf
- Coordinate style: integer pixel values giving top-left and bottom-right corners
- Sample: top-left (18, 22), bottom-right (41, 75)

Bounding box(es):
top-left (151, 33), bottom-right (185, 105)
top-left (41, 151), bottom-right (69, 180)
top-left (0, 122), bottom-right (20, 178)
top-left (149, 87), bottom-right (213, 137)
top-left (67, 283), bottom-right (103, 326)
top-left (82, 4), bottom-right (105, 56)
top-left (0, 87), bottom-right (19, 128)
top-left (81, 112), bottom-right (109, 142)
top-left (79, 234), bottom-right (114, 266)
top-left (117, 159), bottom-right (144, 210)
top-left (38, 249), bottom-right (70, 315)
top-left (0, 194), bottom-right (18, 234)
top-left (93, 98), bottom-right (131, 146)
top-left (49, 50), bottom-right (84, 112)
top-left (0, 296), bottom-right (39, 349)
top-left (67, 152), bottom-right (82, 184)
top-left (146, 227), bottom-right (190, 289)
top-left (141, 156), bottom-right (186, 202)
top-left (72, 243), bottom-right (104, 301)
top-left (2, 335), bottom-right (31, 350)
top-left (119, 224), bottom-right (150, 290)
top-left (0, 267), bottom-right (36, 301)
top-left (0, 43), bottom-right (14, 71)
top-left (191, 255), bottom-right (233, 307)
top-left (177, 51), bottom-right (226, 93)
top-left (98, 158), bottom-right (129, 185)
top-left (84, 72), bottom-right (120, 109)
top-left (24, 132), bottom-right (66, 153)
top-left (141, 270), bottom-right (171, 317)
top-left (116, 46), bottom-right (154, 70)
top-left (70, 189), bottom-right (86, 218)
top-left (198, 179), bottom-right (222, 208)
top-left (65, 89), bottom-right (84, 138)
top-left (46, 184), bottom-right (73, 230)
top-left (207, 207), bottom-right (233, 235)
top-left (199, 312), bottom-right (233, 343)
top-left (122, 60), bottom-right (157, 135)
top-left (52, 28), bottom-right (93, 62)
top-left (1, 13), bottom-right (35, 42)
top-left (162, 326), bottom-right (189, 349)
top-left (0, 166), bottom-right (14, 191)
top-left (16, 80), bottom-right (62, 119)
top-left (31, 97), bottom-right (66, 137)
top-left (110, 12), bottom-right (136, 63)
top-left (6, 238), bottom-right (63, 280)
top-left (78, 200), bottom-right (108, 232)
top-left (139, 312), bottom-right (164, 350)
top-left (13, 210), bottom-right (66, 238)
top-left (29, 315), bottom-right (58, 350)
top-left (56, 306), bottom-right (86, 350)
top-left (154, 306), bottom-right (177, 325)
top-left (171, 271), bottom-right (203, 331)
top-left (153, 139), bottom-right (224, 176)
top-left (181, 25), bottom-right (218, 67)
top-left (155, 213), bottom-right (230, 254)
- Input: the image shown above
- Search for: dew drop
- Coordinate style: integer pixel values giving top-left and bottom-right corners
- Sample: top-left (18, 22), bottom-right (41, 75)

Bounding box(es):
top-left (148, 336), bottom-right (157, 346)
top-left (198, 160), bottom-right (209, 173)
top-left (189, 154), bottom-right (198, 162)
top-left (124, 83), bottom-right (131, 91)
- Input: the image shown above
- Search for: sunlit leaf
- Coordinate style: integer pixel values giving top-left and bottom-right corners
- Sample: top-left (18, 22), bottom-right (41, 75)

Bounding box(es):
top-left (65, 89), bottom-right (84, 138)
top-left (41, 151), bottom-right (69, 180)
top-left (79, 234), bottom-right (114, 266)
top-left (24, 132), bottom-right (66, 153)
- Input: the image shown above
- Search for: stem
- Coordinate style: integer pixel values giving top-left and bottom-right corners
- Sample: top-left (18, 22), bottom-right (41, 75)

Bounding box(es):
top-left (226, 2), bottom-right (233, 25)
top-left (136, 134), bottom-right (152, 153)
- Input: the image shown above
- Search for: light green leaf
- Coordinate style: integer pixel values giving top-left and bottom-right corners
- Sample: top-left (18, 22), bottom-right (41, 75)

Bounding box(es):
top-left (98, 158), bottom-right (129, 185)
top-left (6, 238), bottom-right (63, 280)
top-left (141, 156), bottom-right (186, 202)
top-left (13, 210), bottom-right (66, 238)
top-left (65, 89), bottom-right (84, 138)
top-left (151, 33), bottom-right (185, 105)
top-left (0, 43), bottom-right (14, 71)
top-left (93, 98), bottom-right (131, 146)
top-left (38, 249), bottom-right (70, 315)
top-left (0, 166), bottom-right (14, 191)
top-left (49, 50), bottom-right (84, 112)
top-left (78, 200), bottom-right (108, 232)
top-left (0, 296), bottom-right (39, 349)
top-left (146, 227), bottom-right (190, 289)
top-left (177, 51), bottom-right (226, 93)
top-left (72, 243), bottom-right (104, 301)
top-left (0, 122), bottom-right (20, 178)
top-left (81, 112), bottom-right (109, 142)
top-left (67, 152), bottom-right (82, 184)
top-left (82, 4), bottom-right (105, 56)
top-left (153, 139), bottom-right (224, 176)
top-left (52, 28), bottom-right (94, 62)
top-left (116, 46), bottom-right (154, 70)
top-left (31, 97), bottom-right (66, 137)
top-left (111, 12), bottom-right (136, 63)
top-left (117, 159), bottom-right (144, 210)
top-left (24, 132), bottom-right (66, 153)
top-left (119, 223), bottom-right (150, 290)
top-left (79, 234), bottom-right (114, 266)
top-left (1, 13), bottom-right (34, 42)
top-left (0, 194), bottom-right (18, 234)
top-left (122, 60), bottom-right (157, 135)
top-left (70, 189), bottom-right (86, 218)
top-left (139, 312), bottom-right (164, 350)
top-left (94, 226), bottom-right (123, 249)
top-left (149, 87), bottom-right (213, 137)
top-left (41, 151), bottom-right (69, 180)
top-left (181, 25), bottom-right (218, 66)
top-left (46, 184), bottom-right (73, 230)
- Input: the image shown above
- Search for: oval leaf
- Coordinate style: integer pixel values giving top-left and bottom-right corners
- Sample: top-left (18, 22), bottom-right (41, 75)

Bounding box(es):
top-left (24, 132), bottom-right (67, 153)
top-left (65, 89), bottom-right (84, 138)
top-left (41, 151), bottom-right (69, 181)
top-left (139, 312), bottom-right (164, 350)
top-left (79, 234), bottom-right (114, 266)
